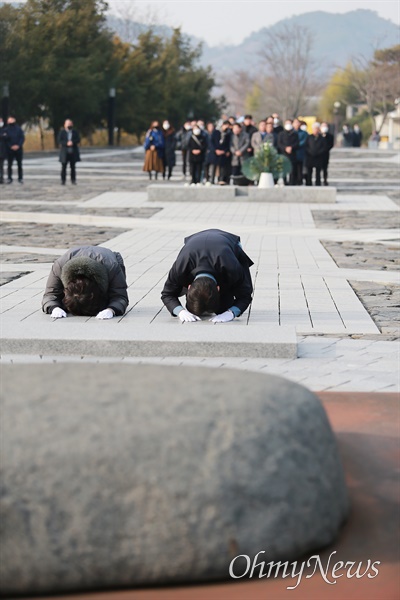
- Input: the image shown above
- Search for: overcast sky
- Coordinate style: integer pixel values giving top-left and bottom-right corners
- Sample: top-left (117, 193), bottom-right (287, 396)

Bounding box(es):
top-left (107, 0), bottom-right (400, 46)
top-left (3, 0), bottom-right (399, 46)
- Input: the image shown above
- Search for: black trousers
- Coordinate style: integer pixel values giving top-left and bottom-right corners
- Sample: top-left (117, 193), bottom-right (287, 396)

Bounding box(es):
top-left (231, 165), bottom-right (242, 177)
top-left (322, 160), bottom-right (329, 184)
top-left (61, 155), bottom-right (77, 183)
top-left (190, 161), bottom-right (203, 184)
top-left (306, 166), bottom-right (321, 186)
top-left (0, 158), bottom-right (4, 182)
top-left (182, 150), bottom-right (188, 176)
top-left (218, 163), bottom-right (231, 184)
top-left (205, 163), bottom-right (217, 183)
top-left (294, 160), bottom-right (304, 185)
top-left (7, 148), bottom-right (23, 181)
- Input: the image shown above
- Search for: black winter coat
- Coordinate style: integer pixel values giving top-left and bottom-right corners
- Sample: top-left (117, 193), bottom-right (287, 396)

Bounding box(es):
top-left (0, 126), bottom-right (7, 159)
top-left (164, 130), bottom-right (176, 167)
top-left (205, 129), bottom-right (221, 165)
top-left (58, 128), bottom-right (81, 163)
top-left (161, 229), bottom-right (254, 317)
top-left (216, 129), bottom-right (232, 167)
top-left (188, 133), bottom-right (207, 163)
top-left (277, 130), bottom-right (299, 162)
top-left (5, 123), bottom-right (25, 149)
top-left (321, 132), bottom-right (334, 165)
top-left (305, 134), bottom-right (327, 169)
top-left (42, 246), bottom-right (128, 315)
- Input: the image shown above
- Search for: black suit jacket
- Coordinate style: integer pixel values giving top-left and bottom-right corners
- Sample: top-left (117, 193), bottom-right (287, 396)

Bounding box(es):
top-left (58, 128), bottom-right (81, 163)
top-left (161, 229), bottom-right (254, 316)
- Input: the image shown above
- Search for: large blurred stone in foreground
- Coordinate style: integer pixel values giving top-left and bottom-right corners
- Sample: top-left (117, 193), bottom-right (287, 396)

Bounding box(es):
top-left (0, 364), bottom-right (349, 595)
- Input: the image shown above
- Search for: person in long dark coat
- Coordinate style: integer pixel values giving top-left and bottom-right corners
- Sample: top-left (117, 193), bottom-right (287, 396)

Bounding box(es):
top-left (42, 246), bottom-right (129, 319)
top-left (58, 119), bottom-right (81, 185)
top-left (305, 122), bottom-right (327, 186)
top-left (277, 119), bottom-right (299, 185)
top-left (293, 118), bottom-right (308, 185)
top-left (352, 124), bottom-right (363, 147)
top-left (242, 114), bottom-right (258, 158)
top-left (320, 122), bottom-right (334, 185)
top-left (342, 124), bottom-right (353, 148)
top-left (0, 117), bottom-right (7, 184)
top-left (205, 122), bottom-right (220, 184)
top-left (188, 125), bottom-right (207, 184)
top-left (216, 120), bottom-right (232, 185)
top-left (5, 116), bottom-right (25, 184)
top-left (161, 229), bottom-right (254, 323)
top-left (162, 120), bottom-right (176, 180)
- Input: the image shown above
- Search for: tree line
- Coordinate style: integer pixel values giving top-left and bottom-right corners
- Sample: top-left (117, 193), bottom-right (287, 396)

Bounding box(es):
top-left (0, 0), bottom-right (224, 145)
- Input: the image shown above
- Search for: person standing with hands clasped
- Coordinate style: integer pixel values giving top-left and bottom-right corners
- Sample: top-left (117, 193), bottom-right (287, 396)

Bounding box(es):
top-left (58, 119), bottom-right (81, 185)
top-left (42, 246), bottom-right (129, 320)
top-left (5, 116), bottom-right (25, 184)
top-left (161, 229), bottom-right (254, 323)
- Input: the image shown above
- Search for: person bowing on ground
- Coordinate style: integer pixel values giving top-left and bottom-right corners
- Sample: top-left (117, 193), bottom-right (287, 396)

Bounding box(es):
top-left (161, 229), bottom-right (254, 323)
top-left (42, 246), bottom-right (129, 319)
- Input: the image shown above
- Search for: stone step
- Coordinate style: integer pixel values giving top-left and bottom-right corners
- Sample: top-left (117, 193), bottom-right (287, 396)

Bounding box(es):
top-left (0, 321), bottom-right (297, 359)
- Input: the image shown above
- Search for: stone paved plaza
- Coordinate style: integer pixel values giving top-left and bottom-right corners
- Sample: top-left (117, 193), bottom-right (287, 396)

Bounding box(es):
top-left (1, 146), bottom-right (399, 392)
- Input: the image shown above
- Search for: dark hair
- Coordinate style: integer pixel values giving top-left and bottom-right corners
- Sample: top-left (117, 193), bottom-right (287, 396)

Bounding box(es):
top-left (186, 277), bottom-right (219, 316)
top-left (244, 114), bottom-right (253, 119)
top-left (233, 122), bottom-right (242, 128)
top-left (63, 277), bottom-right (108, 316)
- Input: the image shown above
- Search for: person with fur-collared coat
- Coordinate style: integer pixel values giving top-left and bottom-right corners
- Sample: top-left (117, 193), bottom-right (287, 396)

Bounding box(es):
top-left (42, 246), bottom-right (129, 319)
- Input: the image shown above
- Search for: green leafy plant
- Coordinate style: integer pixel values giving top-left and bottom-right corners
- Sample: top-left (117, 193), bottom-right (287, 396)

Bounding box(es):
top-left (242, 142), bottom-right (292, 181)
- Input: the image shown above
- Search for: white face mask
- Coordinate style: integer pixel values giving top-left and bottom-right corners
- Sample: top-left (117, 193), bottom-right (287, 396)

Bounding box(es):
top-left (284, 124), bottom-right (293, 131)
top-left (321, 126), bottom-right (329, 133)
top-left (193, 128), bottom-right (201, 136)
top-left (184, 124), bottom-right (191, 131)
top-left (354, 126), bottom-right (359, 132)
top-left (198, 123), bottom-right (204, 130)
top-left (0, 121), bottom-right (3, 128)
top-left (300, 125), bottom-right (307, 131)
top-left (273, 118), bottom-right (279, 125)
top-left (163, 122), bottom-right (170, 130)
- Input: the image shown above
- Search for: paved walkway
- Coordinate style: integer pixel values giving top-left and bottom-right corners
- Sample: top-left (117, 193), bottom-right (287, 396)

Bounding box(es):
top-left (1, 148), bottom-right (399, 391)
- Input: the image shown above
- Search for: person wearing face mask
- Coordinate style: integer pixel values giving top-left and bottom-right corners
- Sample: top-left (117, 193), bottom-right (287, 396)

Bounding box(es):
top-left (243, 114), bottom-right (258, 157)
top-left (292, 118), bottom-right (308, 185)
top-left (277, 119), bottom-right (299, 185)
top-left (272, 113), bottom-right (283, 135)
top-left (305, 122), bottom-right (326, 186)
top-left (175, 121), bottom-right (192, 180)
top-left (230, 122), bottom-right (250, 178)
top-left (341, 124), bottom-right (353, 148)
top-left (320, 122), bottom-right (334, 186)
top-left (162, 120), bottom-right (176, 180)
top-left (188, 125), bottom-right (207, 184)
top-left (58, 119), bottom-right (81, 185)
top-left (143, 121), bottom-right (165, 180)
top-left (0, 118), bottom-right (7, 184)
top-left (352, 124), bottom-right (363, 148)
top-left (5, 116), bottom-right (25, 184)
top-left (217, 120), bottom-right (232, 185)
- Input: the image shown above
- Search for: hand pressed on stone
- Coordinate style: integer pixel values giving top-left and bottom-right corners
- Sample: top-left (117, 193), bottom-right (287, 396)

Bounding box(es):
top-left (210, 310), bottom-right (235, 323)
top-left (96, 308), bottom-right (114, 320)
top-left (51, 307), bottom-right (67, 319)
top-left (179, 309), bottom-right (201, 323)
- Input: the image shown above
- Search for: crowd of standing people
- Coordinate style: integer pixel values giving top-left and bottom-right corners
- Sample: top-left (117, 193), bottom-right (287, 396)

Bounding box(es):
top-left (142, 113), bottom-right (336, 187)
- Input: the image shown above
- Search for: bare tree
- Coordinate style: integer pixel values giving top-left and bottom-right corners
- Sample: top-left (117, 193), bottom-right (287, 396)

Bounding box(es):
top-left (108, 0), bottom-right (168, 45)
top-left (221, 69), bottom-right (256, 116)
top-left (349, 46), bottom-right (400, 132)
top-left (258, 23), bottom-right (321, 118)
